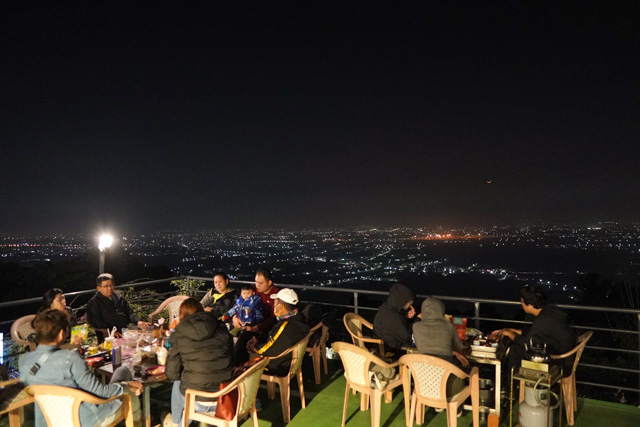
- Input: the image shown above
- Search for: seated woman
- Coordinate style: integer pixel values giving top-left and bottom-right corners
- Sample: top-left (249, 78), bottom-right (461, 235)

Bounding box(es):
top-left (412, 297), bottom-right (469, 400)
top-left (200, 271), bottom-right (239, 322)
top-left (165, 298), bottom-right (233, 427)
top-left (29, 288), bottom-right (80, 344)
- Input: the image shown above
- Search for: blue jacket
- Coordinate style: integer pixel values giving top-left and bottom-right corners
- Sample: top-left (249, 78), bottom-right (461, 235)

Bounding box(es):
top-left (20, 345), bottom-right (124, 427)
top-left (226, 294), bottom-right (263, 325)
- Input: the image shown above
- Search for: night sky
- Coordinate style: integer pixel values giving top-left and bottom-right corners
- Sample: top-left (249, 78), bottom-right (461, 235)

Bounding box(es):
top-left (2, 1), bottom-right (639, 235)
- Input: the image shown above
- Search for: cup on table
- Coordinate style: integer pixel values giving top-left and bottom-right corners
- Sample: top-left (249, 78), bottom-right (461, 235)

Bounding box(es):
top-left (103, 337), bottom-right (114, 351)
top-left (156, 347), bottom-right (168, 366)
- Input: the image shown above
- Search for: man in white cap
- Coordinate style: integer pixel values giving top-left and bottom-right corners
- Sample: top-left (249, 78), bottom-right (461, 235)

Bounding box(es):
top-left (247, 288), bottom-right (310, 376)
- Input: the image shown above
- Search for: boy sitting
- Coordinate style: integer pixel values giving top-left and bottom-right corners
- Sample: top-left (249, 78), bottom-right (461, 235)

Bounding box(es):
top-left (222, 284), bottom-right (264, 330)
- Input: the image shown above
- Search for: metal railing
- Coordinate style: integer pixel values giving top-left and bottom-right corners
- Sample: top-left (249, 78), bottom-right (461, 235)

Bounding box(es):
top-left (2, 275), bottom-right (639, 399)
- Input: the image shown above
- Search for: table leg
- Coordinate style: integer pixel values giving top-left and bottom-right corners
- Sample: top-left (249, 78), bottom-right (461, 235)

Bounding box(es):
top-left (494, 361), bottom-right (501, 416)
top-left (144, 384), bottom-right (151, 427)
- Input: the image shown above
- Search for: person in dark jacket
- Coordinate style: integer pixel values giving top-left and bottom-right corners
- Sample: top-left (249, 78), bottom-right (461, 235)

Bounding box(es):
top-left (492, 285), bottom-right (576, 380)
top-left (247, 288), bottom-right (310, 376)
top-left (165, 298), bottom-right (233, 427)
top-left (413, 297), bottom-right (469, 399)
top-left (86, 273), bottom-right (149, 340)
top-left (373, 282), bottom-right (417, 359)
top-left (200, 271), bottom-right (239, 321)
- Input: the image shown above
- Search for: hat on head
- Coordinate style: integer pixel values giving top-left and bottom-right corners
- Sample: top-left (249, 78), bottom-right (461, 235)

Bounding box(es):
top-left (271, 288), bottom-right (299, 305)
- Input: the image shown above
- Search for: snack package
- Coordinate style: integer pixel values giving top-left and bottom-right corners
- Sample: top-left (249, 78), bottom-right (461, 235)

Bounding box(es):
top-left (70, 323), bottom-right (89, 344)
top-left (449, 317), bottom-right (467, 341)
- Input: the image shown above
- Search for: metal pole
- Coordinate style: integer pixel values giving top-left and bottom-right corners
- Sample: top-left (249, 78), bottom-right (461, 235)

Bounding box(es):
top-left (637, 313), bottom-right (640, 408)
top-left (474, 301), bottom-right (480, 330)
top-left (186, 276), bottom-right (191, 296)
top-left (99, 251), bottom-right (105, 274)
top-left (354, 292), bottom-right (359, 314)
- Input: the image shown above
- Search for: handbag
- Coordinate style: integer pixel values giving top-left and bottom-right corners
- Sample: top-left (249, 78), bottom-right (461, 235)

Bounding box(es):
top-left (214, 357), bottom-right (264, 420)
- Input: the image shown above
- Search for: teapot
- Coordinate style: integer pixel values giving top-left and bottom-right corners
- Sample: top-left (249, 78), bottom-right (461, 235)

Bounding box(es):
top-left (525, 335), bottom-right (550, 363)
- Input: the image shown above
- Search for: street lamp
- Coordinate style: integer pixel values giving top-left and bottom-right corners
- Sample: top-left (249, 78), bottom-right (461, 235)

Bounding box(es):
top-left (98, 234), bottom-right (113, 274)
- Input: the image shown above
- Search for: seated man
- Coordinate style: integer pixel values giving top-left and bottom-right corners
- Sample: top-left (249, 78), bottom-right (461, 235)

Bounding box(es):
top-left (20, 309), bottom-right (143, 427)
top-left (492, 285), bottom-right (576, 381)
top-left (232, 268), bottom-right (280, 364)
top-left (246, 288), bottom-right (310, 376)
top-left (373, 282), bottom-right (417, 359)
top-left (86, 273), bottom-right (150, 339)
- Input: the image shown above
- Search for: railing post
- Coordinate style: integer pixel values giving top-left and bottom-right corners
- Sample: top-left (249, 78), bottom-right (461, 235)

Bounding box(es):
top-left (354, 292), bottom-right (359, 314)
top-left (474, 301), bottom-right (480, 330)
top-left (186, 276), bottom-right (191, 296)
top-left (637, 313), bottom-right (640, 408)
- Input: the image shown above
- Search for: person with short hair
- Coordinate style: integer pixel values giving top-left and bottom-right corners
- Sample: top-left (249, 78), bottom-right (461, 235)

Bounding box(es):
top-left (200, 271), bottom-right (239, 320)
top-left (492, 285), bottom-right (576, 379)
top-left (232, 268), bottom-right (280, 364)
top-left (222, 284), bottom-right (264, 328)
top-left (165, 298), bottom-right (233, 427)
top-left (247, 288), bottom-right (310, 376)
top-left (19, 309), bottom-right (143, 427)
top-left (86, 273), bottom-right (150, 340)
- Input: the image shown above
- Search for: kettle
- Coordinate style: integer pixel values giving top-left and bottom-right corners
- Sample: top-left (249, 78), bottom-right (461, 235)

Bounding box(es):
top-left (525, 335), bottom-right (550, 363)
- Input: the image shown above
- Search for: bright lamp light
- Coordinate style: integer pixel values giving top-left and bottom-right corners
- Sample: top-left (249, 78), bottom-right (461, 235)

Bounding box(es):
top-left (98, 234), bottom-right (113, 251)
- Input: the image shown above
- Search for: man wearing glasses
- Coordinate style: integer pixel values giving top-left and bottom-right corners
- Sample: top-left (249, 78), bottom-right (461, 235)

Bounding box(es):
top-left (86, 273), bottom-right (150, 340)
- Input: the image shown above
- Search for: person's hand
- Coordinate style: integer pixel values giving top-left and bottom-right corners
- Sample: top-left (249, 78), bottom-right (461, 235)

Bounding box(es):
top-left (137, 321), bottom-right (151, 330)
top-left (453, 351), bottom-right (469, 368)
top-left (246, 336), bottom-right (258, 352)
top-left (113, 331), bottom-right (123, 339)
top-left (245, 325), bottom-right (259, 333)
top-left (406, 306), bottom-right (416, 319)
top-left (489, 329), bottom-right (504, 339)
top-left (72, 334), bottom-right (83, 345)
top-left (204, 306), bottom-right (213, 312)
top-left (127, 381), bottom-right (143, 396)
top-left (232, 316), bottom-right (242, 329)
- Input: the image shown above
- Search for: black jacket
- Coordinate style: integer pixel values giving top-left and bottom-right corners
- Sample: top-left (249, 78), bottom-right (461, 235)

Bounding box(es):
top-left (255, 311), bottom-right (310, 376)
top-left (373, 283), bottom-right (415, 355)
top-left (86, 292), bottom-right (139, 332)
top-left (166, 311), bottom-right (233, 397)
top-left (200, 288), bottom-right (239, 320)
top-left (513, 305), bottom-right (576, 374)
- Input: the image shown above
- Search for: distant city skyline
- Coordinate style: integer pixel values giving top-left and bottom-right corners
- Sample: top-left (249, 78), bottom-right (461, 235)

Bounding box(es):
top-left (2, 2), bottom-right (638, 234)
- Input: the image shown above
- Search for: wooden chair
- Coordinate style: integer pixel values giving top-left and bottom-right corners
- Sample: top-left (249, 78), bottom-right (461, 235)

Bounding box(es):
top-left (306, 321), bottom-right (330, 384)
top-left (147, 295), bottom-right (189, 324)
top-left (183, 357), bottom-right (269, 427)
top-left (332, 341), bottom-right (402, 427)
top-left (0, 378), bottom-right (33, 427)
top-left (26, 384), bottom-right (134, 427)
top-left (399, 353), bottom-right (479, 427)
top-left (10, 315), bottom-right (36, 351)
top-left (260, 335), bottom-right (310, 423)
top-left (550, 330), bottom-right (593, 425)
top-left (343, 312), bottom-right (385, 356)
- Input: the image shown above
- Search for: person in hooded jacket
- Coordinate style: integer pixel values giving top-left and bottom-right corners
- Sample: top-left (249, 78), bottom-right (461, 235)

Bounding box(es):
top-left (373, 282), bottom-right (417, 359)
top-left (413, 297), bottom-right (469, 399)
top-left (492, 285), bottom-right (576, 382)
top-left (165, 298), bottom-right (233, 427)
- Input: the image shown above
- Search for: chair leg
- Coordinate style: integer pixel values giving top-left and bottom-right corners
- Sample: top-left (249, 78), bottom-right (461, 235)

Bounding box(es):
top-left (267, 381), bottom-right (276, 400)
top-left (342, 384), bottom-right (350, 427)
top-left (563, 377), bottom-right (575, 425)
top-left (417, 402), bottom-right (425, 425)
top-left (297, 371), bottom-right (306, 408)
top-left (370, 389), bottom-right (382, 427)
top-left (519, 380), bottom-right (525, 403)
top-left (361, 393), bottom-right (370, 411)
top-left (312, 349), bottom-right (321, 384)
top-left (384, 390), bottom-right (392, 403)
top-left (121, 393), bottom-right (134, 427)
top-left (251, 407), bottom-right (259, 427)
top-left (321, 345), bottom-right (329, 374)
top-left (409, 394), bottom-right (417, 427)
top-left (8, 408), bottom-right (21, 427)
top-left (471, 379), bottom-right (480, 427)
top-left (447, 402), bottom-right (458, 427)
top-left (280, 379), bottom-right (291, 423)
